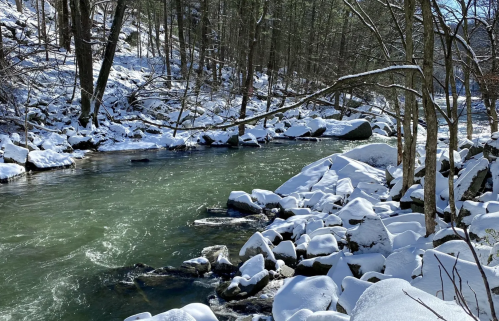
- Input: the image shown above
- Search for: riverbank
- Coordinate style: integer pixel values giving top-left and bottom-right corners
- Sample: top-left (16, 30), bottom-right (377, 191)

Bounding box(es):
top-left (120, 135), bottom-right (499, 321)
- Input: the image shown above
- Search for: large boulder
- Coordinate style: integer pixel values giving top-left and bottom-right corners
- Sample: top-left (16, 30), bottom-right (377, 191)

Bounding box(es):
top-left (295, 251), bottom-right (344, 276)
top-left (307, 118), bottom-right (327, 137)
top-left (227, 191), bottom-right (263, 214)
top-left (3, 143), bottom-right (28, 165)
top-left (307, 234), bottom-right (339, 258)
top-left (275, 159), bottom-right (332, 196)
top-left (342, 143), bottom-right (397, 168)
top-left (272, 275), bottom-right (339, 321)
top-left (454, 157), bottom-right (489, 201)
top-left (323, 119), bottom-right (373, 140)
top-left (239, 232), bottom-right (277, 269)
top-left (26, 149), bottom-right (75, 171)
top-left (0, 163), bottom-right (26, 183)
top-left (336, 277), bottom-right (372, 315)
top-left (484, 136), bottom-right (499, 161)
top-left (346, 215), bottom-right (393, 257)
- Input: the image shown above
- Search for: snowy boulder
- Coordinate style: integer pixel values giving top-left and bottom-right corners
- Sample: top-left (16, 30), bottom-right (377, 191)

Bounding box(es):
top-left (41, 133), bottom-right (73, 153)
top-left (252, 189), bottom-right (282, 208)
top-left (201, 245), bottom-right (229, 265)
top-left (385, 165), bottom-right (402, 186)
top-left (336, 277), bottom-right (372, 315)
top-left (307, 311), bottom-right (351, 320)
top-left (342, 143), bottom-right (397, 168)
top-left (26, 149), bottom-right (75, 171)
top-left (227, 191), bottom-right (263, 214)
top-left (307, 118), bottom-right (327, 137)
top-left (123, 312), bottom-right (153, 321)
top-left (272, 240), bottom-right (297, 267)
top-left (272, 275), bottom-right (339, 321)
top-left (275, 160), bottom-right (332, 196)
top-left (469, 212), bottom-right (499, 243)
top-left (0, 163), bottom-right (26, 183)
top-left (284, 125), bottom-right (312, 138)
top-left (239, 232), bottom-right (277, 269)
top-left (336, 178), bottom-right (354, 199)
top-left (307, 234), bottom-right (339, 258)
top-left (262, 229), bottom-right (283, 245)
top-left (240, 133), bottom-right (260, 147)
top-left (180, 303), bottom-right (219, 321)
top-left (181, 257), bottom-right (211, 275)
top-left (337, 198), bottom-right (377, 229)
top-left (68, 135), bottom-right (97, 150)
top-left (351, 279), bottom-right (475, 321)
top-left (323, 119), bottom-right (372, 140)
top-left (295, 251), bottom-right (344, 276)
top-left (412, 250), bottom-right (499, 317)
top-left (346, 215), bottom-right (393, 257)
top-left (217, 254), bottom-right (269, 301)
top-left (136, 309), bottom-right (196, 321)
top-left (454, 157), bottom-right (489, 201)
top-left (287, 309), bottom-right (314, 320)
top-left (484, 137), bottom-right (499, 161)
top-left (432, 227), bottom-right (465, 247)
top-left (383, 248), bottom-right (422, 281)
top-left (3, 143), bottom-right (28, 165)
top-left (344, 253), bottom-right (385, 278)
top-left (311, 169), bottom-right (338, 194)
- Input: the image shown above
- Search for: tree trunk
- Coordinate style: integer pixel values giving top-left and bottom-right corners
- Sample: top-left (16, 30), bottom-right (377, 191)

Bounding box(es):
top-left (15, 0), bottom-right (22, 12)
top-left (421, 0), bottom-right (437, 236)
top-left (175, 0), bottom-right (187, 77)
top-left (196, 0), bottom-right (209, 91)
top-left (238, 0), bottom-right (269, 136)
top-left (70, 0), bottom-right (94, 127)
top-left (163, 0), bottom-right (172, 87)
top-left (91, 0), bottom-right (127, 126)
top-left (335, 8), bottom-right (350, 114)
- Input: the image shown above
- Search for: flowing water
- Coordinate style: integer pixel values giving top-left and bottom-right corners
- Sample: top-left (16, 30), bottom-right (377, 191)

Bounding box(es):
top-left (0, 137), bottom-right (394, 321)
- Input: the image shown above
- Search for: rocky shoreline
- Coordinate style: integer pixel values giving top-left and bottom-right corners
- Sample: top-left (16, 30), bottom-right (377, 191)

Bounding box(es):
top-left (118, 134), bottom-right (499, 321)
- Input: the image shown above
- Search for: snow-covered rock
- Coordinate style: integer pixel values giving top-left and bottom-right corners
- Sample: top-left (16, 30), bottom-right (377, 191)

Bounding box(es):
top-left (346, 215), bottom-right (393, 257)
top-left (275, 160), bottom-right (332, 196)
top-left (0, 163), bottom-right (26, 183)
top-left (351, 279), bottom-right (474, 320)
top-left (181, 257), bottom-right (211, 275)
top-left (180, 303), bottom-right (218, 321)
top-left (307, 118), bottom-right (327, 137)
top-left (336, 277), bottom-right (372, 315)
top-left (323, 119), bottom-right (373, 140)
top-left (272, 241), bottom-right (297, 266)
top-left (27, 149), bottom-right (75, 170)
top-left (337, 198), bottom-right (377, 229)
top-left (284, 125), bottom-right (312, 138)
top-left (3, 143), bottom-right (29, 165)
top-left (227, 191), bottom-right (263, 214)
top-left (454, 157), bottom-right (489, 201)
top-left (272, 275), bottom-right (339, 321)
top-left (342, 143), bottom-right (397, 168)
top-left (252, 189), bottom-right (282, 208)
top-left (307, 234), bottom-right (339, 258)
top-left (239, 232), bottom-right (277, 269)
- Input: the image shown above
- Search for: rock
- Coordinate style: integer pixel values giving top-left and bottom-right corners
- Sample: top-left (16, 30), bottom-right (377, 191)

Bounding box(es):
top-left (130, 158), bottom-right (150, 163)
top-left (324, 119), bottom-right (373, 140)
top-left (307, 118), bottom-right (327, 137)
top-left (307, 234), bottom-right (339, 258)
top-left (344, 253), bottom-right (385, 278)
top-left (284, 125), bottom-right (312, 138)
top-left (342, 143), bottom-right (397, 168)
top-left (456, 201), bottom-right (487, 227)
top-left (227, 134), bottom-right (239, 147)
top-left (262, 229), bottom-right (283, 245)
top-left (433, 228), bottom-right (465, 247)
top-left (272, 240), bottom-right (297, 267)
top-left (212, 255), bottom-right (238, 278)
top-left (337, 198), bottom-right (377, 228)
top-left (277, 265), bottom-right (295, 279)
top-left (227, 191), bottom-right (263, 214)
top-left (484, 137), bottom-right (499, 161)
top-left (181, 303), bottom-right (218, 321)
top-left (0, 163), bottom-right (26, 183)
top-left (252, 189), bottom-right (282, 208)
top-left (224, 297), bottom-right (273, 315)
top-left (295, 252), bottom-right (344, 276)
top-left (123, 312), bottom-right (152, 321)
top-left (346, 215), bottom-right (393, 257)
top-left (68, 135), bottom-right (97, 150)
top-left (272, 275), bottom-right (339, 321)
top-left (201, 245), bottom-right (229, 265)
top-left (384, 248), bottom-right (422, 281)
top-left (336, 276), bottom-right (372, 315)
top-left (240, 133), bottom-right (261, 147)
top-left (181, 257), bottom-right (211, 276)
top-left (454, 157), bottom-right (489, 201)
top-left (26, 149), bottom-right (75, 171)
top-left (3, 143), bottom-right (28, 165)
top-left (144, 309), bottom-right (196, 321)
top-left (193, 215), bottom-right (268, 228)
top-left (239, 232), bottom-right (277, 269)
top-left (469, 212), bottom-right (499, 243)
top-left (275, 159), bottom-right (332, 196)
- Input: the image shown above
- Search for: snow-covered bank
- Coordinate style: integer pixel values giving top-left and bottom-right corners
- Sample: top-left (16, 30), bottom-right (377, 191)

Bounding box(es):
top-left (122, 137), bottom-right (499, 321)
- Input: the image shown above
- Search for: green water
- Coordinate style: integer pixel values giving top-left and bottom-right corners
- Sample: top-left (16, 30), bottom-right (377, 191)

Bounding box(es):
top-left (0, 137), bottom-right (393, 321)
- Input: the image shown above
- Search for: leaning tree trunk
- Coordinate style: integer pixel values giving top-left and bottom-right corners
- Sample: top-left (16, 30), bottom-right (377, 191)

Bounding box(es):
top-left (238, 0), bottom-right (268, 136)
top-left (91, 0), bottom-right (127, 126)
top-left (421, 0), bottom-right (437, 236)
top-left (70, 0), bottom-right (94, 127)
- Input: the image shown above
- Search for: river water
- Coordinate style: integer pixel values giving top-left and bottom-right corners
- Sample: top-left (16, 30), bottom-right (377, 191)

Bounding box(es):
top-left (0, 137), bottom-right (396, 321)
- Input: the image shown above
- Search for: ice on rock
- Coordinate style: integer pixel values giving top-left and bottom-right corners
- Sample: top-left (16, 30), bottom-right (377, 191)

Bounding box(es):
top-left (27, 149), bottom-right (75, 170)
top-left (412, 250), bottom-right (499, 317)
top-left (3, 143), bottom-right (28, 165)
top-left (351, 279), bottom-right (474, 321)
top-left (336, 277), bottom-right (372, 315)
top-left (307, 234), bottom-right (339, 257)
top-left (275, 160), bottom-right (332, 196)
top-left (180, 303), bottom-right (218, 321)
top-left (342, 143), bottom-right (397, 168)
top-left (272, 275), bottom-right (339, 321)
top-left (337, 198), bottom-right (377, 229)
top-left (239, 232), bottom-right (277, 266)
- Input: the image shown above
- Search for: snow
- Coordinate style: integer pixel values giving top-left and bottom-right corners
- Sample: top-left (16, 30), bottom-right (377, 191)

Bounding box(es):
top-left (322, 119), bottom-right (369, 137)
top-left (469, 212), bottom-right (499, 244)
top-left (27, 150), bottom-right (75, 169)
top-left (351, 279), bottom-right (475, 321)
top-left (342, 143), bottom-right (397, 168)
top-left (273, 241), bottom-right (297, 259)
top-left (239, 254), bottom-right (265, 279)
top-left (311, 170), bottom-right (338, 194)
top-left (344, 253), bottom-right (386, 276)
top-left (180, 303), bottom-right (218, 321)
top-left (239, 232), bottom-right (277, 262)
top-left (124, 312), bottom-right (153, 321)
top-left (335, 178), bottom-right (354, 198)
top-left (337, 277), bottom-right (372, 315)
top-left (454, 157), bottom-right (489, 201)
top-left (136, 309), bottom-right (196, 321)
top-left (252, 189), bottom-right (281, 207)
top-left (0, 163), bottom-right (26, 182)
top-left (275, 160), bottom-right (332, 196)
top-left (307, 234), bottom-right (339, 256)
top-left (272, 275), bottom-right (339, 321)
top-left (284, 125), bottom-right (312, 138)
top-left (337, 198), bottom-right (377, 229)
top-left (98, 141), bottom-right (160, 152)
top-left (183, 257), bottom-right (209, 265)
top-left (383, 248), bottom-right (422, 281)
top-left (307, 311), bottom-right (350, 320)
top-left (3, 143), bottom-right (28, 164)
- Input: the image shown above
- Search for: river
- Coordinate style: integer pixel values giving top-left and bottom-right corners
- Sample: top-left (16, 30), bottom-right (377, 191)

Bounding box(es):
top-left (0, 137), bottom-right (396, 321)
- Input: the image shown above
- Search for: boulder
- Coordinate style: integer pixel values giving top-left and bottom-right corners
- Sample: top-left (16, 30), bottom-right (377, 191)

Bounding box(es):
top-left (181, 257), bottom-right (211, 276)
top-left (307, 118), bottom-right (327, 137)
top-left (454, 157), bottom-right (489, 201)
top-left (68, 135), bottom-right (97, 150)
top-left (307, 234), bottom-right (339, 258)
top-left (239, 232), bottom-right (277, 269)
top-left (227, 191), bottom-right (263, 214)
top-left (484, 137), bottom-right (499, 161)
top-left (336, 277), bottom-right (372, 315)
top-left (272, 240), bottom-right (297, 267)
top-left (323, 119), bottom-right (373, 140)
top-left (26, 149), bottom-right (75, 171)
top-left (346, 215), bottom-right (393, 257)
top-left (180, 303), bottom-right (219, 321)
top-left (295, 252), bottom-right (344, 276)
top-left (0, 163), bottom-right (26, 183)
top-left (3, 143), bottom-right (28, 165)
top-left (201, 245), bottom-right (229, 265)
top-left (272, 275), bottom-right (339, 321)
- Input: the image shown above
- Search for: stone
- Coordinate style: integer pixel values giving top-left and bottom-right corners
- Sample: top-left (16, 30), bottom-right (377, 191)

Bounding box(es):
top-left (346, 215), bottom-right (393, 257)
top-left (180, 257), bottom-right (211, 276)
top-left (484, 137), bottom-right (499, 161)
top-left (3, 143), bottom-right (28, 165)
top-left (201, 245), bottom-right (229, 265)
top-left (336, 119), bottom-right (373, 140)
